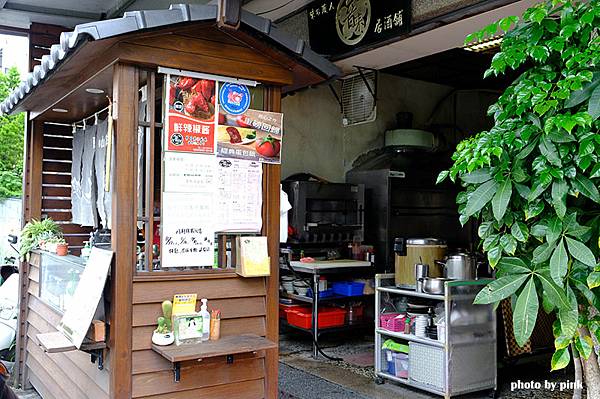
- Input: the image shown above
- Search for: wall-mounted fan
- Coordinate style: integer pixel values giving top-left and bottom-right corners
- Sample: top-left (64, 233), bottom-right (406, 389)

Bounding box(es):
top-left (339, 68), bottom-right (377, 127)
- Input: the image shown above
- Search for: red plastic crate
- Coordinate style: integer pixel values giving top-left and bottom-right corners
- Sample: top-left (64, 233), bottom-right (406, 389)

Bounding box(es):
top-left (279, 303), bottom-right (308, 319)
top-left (286, 307), bottom-right (346, 329)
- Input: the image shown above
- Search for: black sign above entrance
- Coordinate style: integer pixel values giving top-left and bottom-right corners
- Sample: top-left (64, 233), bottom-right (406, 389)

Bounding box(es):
top-left (307, 0), bottom-right (411, 58)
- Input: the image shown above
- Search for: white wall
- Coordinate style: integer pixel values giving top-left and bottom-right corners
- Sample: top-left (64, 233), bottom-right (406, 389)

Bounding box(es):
top-left (281, 73), bottom-right (455, 182)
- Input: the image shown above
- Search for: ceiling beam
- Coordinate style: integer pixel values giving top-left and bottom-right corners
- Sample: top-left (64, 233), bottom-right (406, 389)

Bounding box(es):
top-left (3, 3), bottom-right (101, 21)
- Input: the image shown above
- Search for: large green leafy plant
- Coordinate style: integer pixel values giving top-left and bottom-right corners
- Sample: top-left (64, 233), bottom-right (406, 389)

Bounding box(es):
top-left (438, 0), bottom-right (600, 393)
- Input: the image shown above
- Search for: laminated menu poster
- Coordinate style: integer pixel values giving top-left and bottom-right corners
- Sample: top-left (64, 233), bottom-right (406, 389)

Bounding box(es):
top-left (216, 106), bottom-right (284, 164)
top-left (215, 158), bottom-right (263, 232)
top-left (163, 152), bottom-right (216, 192)
top-left (161, 192), bottom-right (215, 267)
top-left (165, 74), bottom-right (218, 154)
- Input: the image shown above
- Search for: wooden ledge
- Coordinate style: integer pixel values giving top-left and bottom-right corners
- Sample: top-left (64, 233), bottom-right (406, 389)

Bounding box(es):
top-left (151, 334), bottom-right (276, 382)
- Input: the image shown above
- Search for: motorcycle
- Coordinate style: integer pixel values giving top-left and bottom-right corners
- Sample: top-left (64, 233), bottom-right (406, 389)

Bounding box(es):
top-left (0, 235), bottom-right (20, 379)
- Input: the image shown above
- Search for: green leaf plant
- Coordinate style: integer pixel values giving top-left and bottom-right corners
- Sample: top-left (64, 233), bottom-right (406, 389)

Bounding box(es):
top-left (438, 1), bottom-right (600, 395)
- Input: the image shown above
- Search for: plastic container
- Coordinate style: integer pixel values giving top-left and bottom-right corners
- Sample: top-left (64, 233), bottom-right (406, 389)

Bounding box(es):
top-left (279, 303), bottom-right (307, 319)
top-left (286, 307), bottom-right (346, 329)
top-left (306, 288), bottom-right (333, 298)
top-left (332, 281), bottom-right (365, 296)
top-left (393, 352), bottom-right (409, 379)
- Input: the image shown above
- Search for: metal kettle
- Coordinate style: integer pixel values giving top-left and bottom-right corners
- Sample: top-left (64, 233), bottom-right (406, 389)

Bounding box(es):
top-left (435, 252), bottom-right (478, 280)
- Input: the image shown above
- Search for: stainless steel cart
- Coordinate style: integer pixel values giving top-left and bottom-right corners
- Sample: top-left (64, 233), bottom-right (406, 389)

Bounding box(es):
top-left (375, 274), bottom-right (497, 398)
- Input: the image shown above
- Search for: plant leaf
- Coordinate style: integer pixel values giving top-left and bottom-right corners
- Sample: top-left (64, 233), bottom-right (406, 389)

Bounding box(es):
top-left (513, 277), bottom-right (539, 347)
top-left (572, 175), bottom-right (600, 204)
top-left (500, 234), bottom-right (518, 255)
top-left (511, 222), bottom-right (529, 242)
top-left (474, 274), bottom-right (529, 305)
top-left (551, 180), bottom-right (568, 219)
top-left (536, 269), bottom-right (570, 310)
top-left (539, 137), bottom-right (561, 166)
top-left (492, 180), bottom-right (512, 221)
top-left (575, 335), bottom-right (594, 360)
top-left (550, 238), bottom-right (568, 284)
top-left (565, 237), bottom-right (596, 267)
top-left (533, 241), bottom-right (556, 264)
top-left (558, 286), bottom-right (578, 339)
top-left (436, 170), bottom-right (449, 184)
top-left (465, 180), bottom-right (498, 217)
top-left (589, 84), bottom-right (600, 120)
top-left (478, 222), bottom-right (495, 239)
top-left (587, 271), bottom-right (600, 289)
top-left (551, 348), bottom-right (571, 371)
top-left (461, 168), bottom-right (492, 184)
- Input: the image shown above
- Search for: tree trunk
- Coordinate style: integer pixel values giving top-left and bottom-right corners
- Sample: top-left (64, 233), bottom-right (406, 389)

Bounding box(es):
top-left (579, 327), bottom-right (600, 399)
top-left (572, 343), bottom-right (583, 399)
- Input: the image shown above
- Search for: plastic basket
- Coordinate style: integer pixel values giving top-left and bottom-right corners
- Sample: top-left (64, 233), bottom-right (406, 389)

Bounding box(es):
top-left (379, 313), bottom-right (408, 332)
top-left (332, 281), bottom-right (365, 296)
top-left (286, 307), bottom-right (346, 329)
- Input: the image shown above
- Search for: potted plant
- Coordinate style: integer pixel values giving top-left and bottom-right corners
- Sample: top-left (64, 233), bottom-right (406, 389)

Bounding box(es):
top-left (55, 238), bottom-right (68, 256)
top-left (438, 1), bottom-right (600, 397)
top-left (152, 300), bottom-right (174, 346)
top-left (19, 218), bottom-right (62, 260)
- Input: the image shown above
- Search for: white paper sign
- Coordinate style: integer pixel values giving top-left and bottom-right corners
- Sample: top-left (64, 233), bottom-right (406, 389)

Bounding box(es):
top-left (163, 152), bottom-right (216, 192)
top-left (215, 158), bottom-right (263, 232)
top-left (58, 248), bottom-right (113, 348)
top-left (161, 192), bottom-right (215, 267)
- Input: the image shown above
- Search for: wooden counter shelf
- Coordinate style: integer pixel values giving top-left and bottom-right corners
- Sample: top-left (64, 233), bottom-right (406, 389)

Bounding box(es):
top-left (151, 334), bottom-right (276, 382)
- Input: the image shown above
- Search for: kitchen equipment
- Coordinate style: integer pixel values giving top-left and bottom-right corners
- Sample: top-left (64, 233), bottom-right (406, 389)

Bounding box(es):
top-left (394, 238), bottom-right (447, 288)
top-left (293, 280), bottom-right (309, 296)
top-left (347, 148), bottom-right (473, 273)
top-left (421, 277), bottom-right (453, 295)
top-left (414, 263), bottom-right (429, 293)
top-left (436, 252), bottom-right (478, 280)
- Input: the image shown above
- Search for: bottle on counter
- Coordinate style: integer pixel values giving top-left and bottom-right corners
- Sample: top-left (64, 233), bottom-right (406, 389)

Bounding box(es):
top-left (199, 298), bottom-right (210, 341)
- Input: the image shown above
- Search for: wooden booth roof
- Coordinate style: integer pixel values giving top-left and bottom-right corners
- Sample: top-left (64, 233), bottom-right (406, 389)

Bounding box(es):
top-left (1, 3), bottom-right (340, 118)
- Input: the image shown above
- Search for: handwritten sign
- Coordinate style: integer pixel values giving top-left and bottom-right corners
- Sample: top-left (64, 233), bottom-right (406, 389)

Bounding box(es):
top-left (161, 192), bottom-right (215, 268)
top-left (163, 152), bottom-right (216, 192)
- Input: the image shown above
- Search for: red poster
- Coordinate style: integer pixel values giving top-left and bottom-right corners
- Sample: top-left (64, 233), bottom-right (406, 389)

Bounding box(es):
top-left (165, 74), bottom-right (217, 153)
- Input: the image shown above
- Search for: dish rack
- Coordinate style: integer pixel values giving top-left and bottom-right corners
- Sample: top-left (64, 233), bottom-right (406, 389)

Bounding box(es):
top-left (374, 274), bottom-right (497, 398)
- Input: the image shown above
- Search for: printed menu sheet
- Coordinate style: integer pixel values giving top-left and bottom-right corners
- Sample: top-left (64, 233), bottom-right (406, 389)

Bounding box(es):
top-left (163, 152), bottom-right (216, 192)
top-left (215, 158), bottom-right (263, 232)
top-left (162, 191), bottom-right (215, 268)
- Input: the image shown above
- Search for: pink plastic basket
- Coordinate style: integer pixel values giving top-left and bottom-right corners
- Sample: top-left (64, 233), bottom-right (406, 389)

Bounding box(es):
top-left (380, 313), bottom-right (407, 332)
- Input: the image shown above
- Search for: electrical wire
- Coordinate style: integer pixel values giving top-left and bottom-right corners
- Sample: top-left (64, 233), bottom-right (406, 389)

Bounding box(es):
top-left (255, 0), bottom-right (297, 15)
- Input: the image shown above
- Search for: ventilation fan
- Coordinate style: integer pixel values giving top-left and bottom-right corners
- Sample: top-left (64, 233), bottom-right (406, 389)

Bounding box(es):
top-left (340, 69), bottom-right (377, 127)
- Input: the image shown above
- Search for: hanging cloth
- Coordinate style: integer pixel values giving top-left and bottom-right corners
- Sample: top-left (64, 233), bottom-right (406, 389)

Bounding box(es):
top-left (70, 126), bottom-right (84, 224)
top-left (94, 118), bottom-right (109, 228)
top-left (104, 104), bottom-right (114, 230)
top-left (79, 122), bottom-right (98, 227)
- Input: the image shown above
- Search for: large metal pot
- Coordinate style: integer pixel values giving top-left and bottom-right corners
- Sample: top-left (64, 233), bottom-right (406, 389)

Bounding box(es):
top-left (436, 252), bottom-right (477, 280)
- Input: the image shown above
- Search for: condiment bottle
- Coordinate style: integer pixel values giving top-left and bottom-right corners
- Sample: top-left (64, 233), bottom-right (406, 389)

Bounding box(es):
top-left (199, 299), bottom-right (210, 341)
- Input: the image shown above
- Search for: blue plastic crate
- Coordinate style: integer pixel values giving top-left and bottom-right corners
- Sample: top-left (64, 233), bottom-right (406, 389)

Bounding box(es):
top-left (306, 288), bottom-right (333, 298)
top-left (332, 281), bottom-right (365, 296)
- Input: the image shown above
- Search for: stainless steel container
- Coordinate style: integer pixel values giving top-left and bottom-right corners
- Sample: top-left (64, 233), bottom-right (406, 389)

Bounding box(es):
top-left (394, 238), bottom-right (447, 288)
top-left (415, 263), bottom-right (429, 293)
top-left (436, 252), bottom-right (477, 280)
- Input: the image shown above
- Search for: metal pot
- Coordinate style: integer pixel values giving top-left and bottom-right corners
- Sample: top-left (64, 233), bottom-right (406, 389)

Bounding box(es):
top-left (436, 252), bottom-right (478, 280)
top-left (394, 238), bottom-right (447, 288)
top-left (421, 277), bottom-right (453, 295)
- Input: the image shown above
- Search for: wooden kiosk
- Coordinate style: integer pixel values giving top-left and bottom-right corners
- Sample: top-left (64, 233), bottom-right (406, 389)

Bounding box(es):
top-left (2, 4), bottom-right (338, 398)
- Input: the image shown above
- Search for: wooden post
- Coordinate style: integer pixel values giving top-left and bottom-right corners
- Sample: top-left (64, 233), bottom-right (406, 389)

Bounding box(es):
top-left (110, 63), bottom-right (138, 399)
top-left (263, 86), bottom-right (281, 399)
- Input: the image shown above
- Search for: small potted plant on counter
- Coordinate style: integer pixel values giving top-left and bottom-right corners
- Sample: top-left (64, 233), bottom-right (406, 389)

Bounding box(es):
top-left (19, 218), bottom-right (63, 260)
top-left (152, 300), bottom-right (174, 346)
top-left (55, 239), bottom-right (68, 256)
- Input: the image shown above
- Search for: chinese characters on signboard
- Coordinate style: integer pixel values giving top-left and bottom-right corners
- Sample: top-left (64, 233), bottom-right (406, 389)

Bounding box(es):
top-left (307, 0), bottom-right (411, 57)
top-left (165, 74), bottom-right (217, 153)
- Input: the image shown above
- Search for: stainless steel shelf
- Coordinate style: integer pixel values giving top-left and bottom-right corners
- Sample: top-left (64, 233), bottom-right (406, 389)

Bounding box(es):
top-left (376, 328), bottom-right (444, 348)
top-left (376, 286), bottom-right (444, 300)
top-left (280, 291), bottom-right (373, 304)
top-left (376, 372), bottom-right (445, 396)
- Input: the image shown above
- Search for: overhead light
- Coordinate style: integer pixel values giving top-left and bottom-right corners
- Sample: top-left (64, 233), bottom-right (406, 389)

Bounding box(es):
top-left (85, 88), bottom-right (104, 94)
top-left (52, 108), bottom-right (68, 113)
top-left (464, 35), bottom-right (503, 52)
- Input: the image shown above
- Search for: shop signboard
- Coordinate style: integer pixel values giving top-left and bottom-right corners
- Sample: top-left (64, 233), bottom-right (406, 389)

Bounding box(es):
top-left (165, 73), bottom-right (218, 153)
top-left (217, 105), bottom-right (284, 164)
top-left (307, 0), bottom-right (411, 58)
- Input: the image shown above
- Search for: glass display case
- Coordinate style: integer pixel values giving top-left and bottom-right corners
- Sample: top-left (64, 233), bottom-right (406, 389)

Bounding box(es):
top-left (39, 251), bottom-right (87, 312)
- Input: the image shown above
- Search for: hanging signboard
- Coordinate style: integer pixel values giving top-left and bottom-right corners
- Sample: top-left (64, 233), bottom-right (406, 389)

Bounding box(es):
top-left (161, 191), bottom-right (215, 267)
top-left (165, 74), bottom-right (218, 153)
top-left (307, 0), bottom-right (411, 58)
top-left (215, 158), bottom-right (263, 232)
top-left (217, 107), bottom-right (283, 164)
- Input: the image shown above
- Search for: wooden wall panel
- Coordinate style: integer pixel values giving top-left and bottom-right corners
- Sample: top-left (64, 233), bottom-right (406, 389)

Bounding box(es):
top-left (137, 378), bottom-right (265, 399)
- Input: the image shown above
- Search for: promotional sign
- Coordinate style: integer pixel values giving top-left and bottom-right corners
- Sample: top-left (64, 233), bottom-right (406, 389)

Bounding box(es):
top-left (161, 191), bottom-right (215, 268)
top-left (163, 152), bottom-right (216, 192)
top-left (216, 108), bottom-right (283, 164)
top-left (219, 83), bottom-right (251, 115)
top-left (215, 158), bottom-right (263, 232)
top-left (307, 0), bottom-right (411, 58)
top-left (165, 74), bottom-right (218, 153)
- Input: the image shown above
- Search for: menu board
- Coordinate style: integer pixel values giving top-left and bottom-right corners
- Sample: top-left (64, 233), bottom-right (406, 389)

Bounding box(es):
top-left (161, 192), bottom-right (215, 267)
top-left (165, 74), bottom-right (218, 153)
top-left (58, 248), bottom-right (113, 348)
top-left (163, 152), bottom-right (216, 192)
top-left (215, 158), bottom-right (263, 232)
